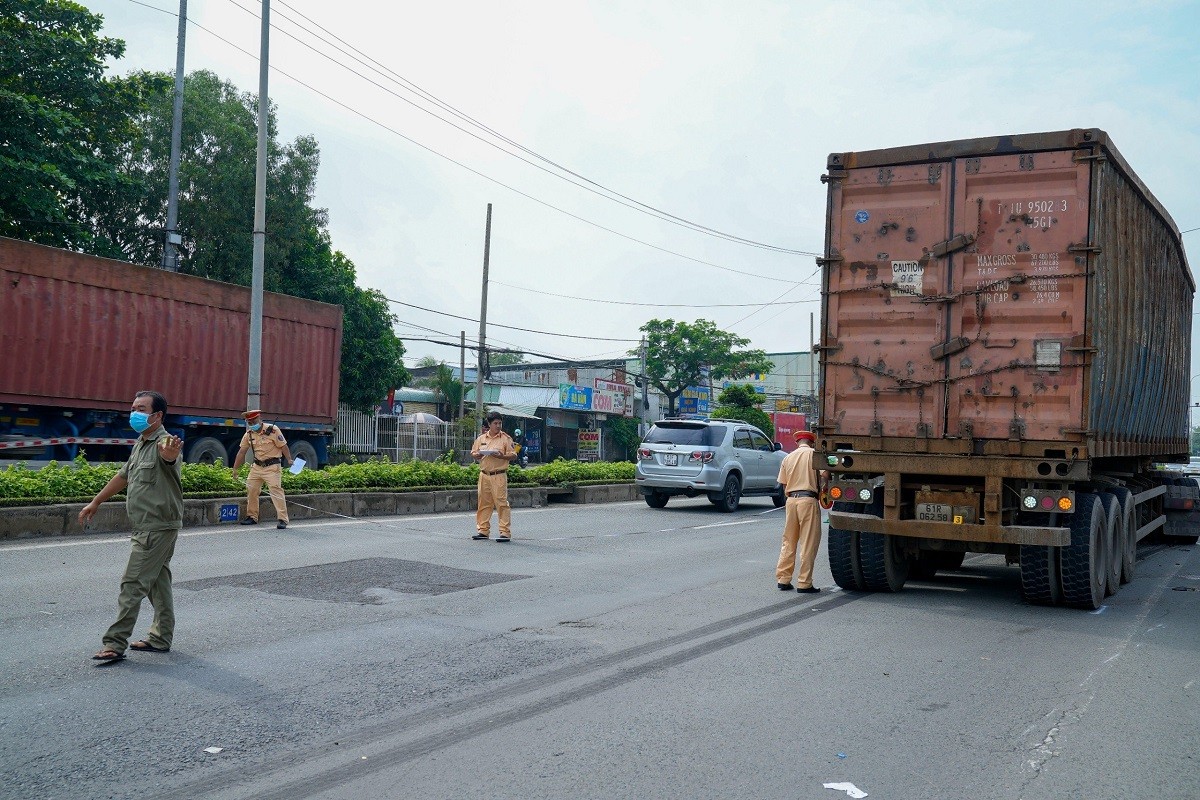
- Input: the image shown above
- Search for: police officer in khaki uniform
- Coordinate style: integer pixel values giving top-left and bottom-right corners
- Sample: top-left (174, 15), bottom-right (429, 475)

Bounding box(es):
top-left (470, 411), bottom-right (516, 541)
top-left (231, 410), bottom-right (292, 529)
top-left (776, 429), bottom-right (829, 593)
top-left (80, 390), bottom-right (184, 663)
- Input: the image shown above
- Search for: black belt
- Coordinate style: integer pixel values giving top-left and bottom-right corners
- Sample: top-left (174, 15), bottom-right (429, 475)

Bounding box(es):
top-left (254, 457), bottom-right (282, 467)
top-left (483, 469), bottom-right (508, 475)
top-left (788, 490), bottom-right (818, 498)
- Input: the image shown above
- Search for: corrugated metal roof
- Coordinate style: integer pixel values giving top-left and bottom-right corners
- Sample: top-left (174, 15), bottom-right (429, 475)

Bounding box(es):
top-left (496, 385), bottom-right (560, 409)
top-left (487, 404), bottom-right (542, 420)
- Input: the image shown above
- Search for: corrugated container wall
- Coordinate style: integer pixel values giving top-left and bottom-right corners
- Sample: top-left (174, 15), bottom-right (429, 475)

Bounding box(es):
top-left (819, 129), bottom-right (1192, 462)
top-left (0, 238), bottom-right (343, 423)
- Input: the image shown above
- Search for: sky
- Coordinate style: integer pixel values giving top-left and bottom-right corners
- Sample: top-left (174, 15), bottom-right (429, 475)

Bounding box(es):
top-left (85, 0), bottom-right (1200, 389)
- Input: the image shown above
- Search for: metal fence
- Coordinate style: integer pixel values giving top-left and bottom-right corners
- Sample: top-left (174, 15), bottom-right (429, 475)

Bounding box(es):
top-left (334, 408), bottom-right (475, 463)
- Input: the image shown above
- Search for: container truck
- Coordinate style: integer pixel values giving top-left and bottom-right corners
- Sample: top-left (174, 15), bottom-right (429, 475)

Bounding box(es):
top-left (0, 237), bottom-right (342, 466)
top-left (815, 128), bottom-right (1197, 608)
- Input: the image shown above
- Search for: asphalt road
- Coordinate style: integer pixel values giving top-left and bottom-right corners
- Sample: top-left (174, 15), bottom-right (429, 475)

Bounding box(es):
top-left (1, 497), bottom-right (1197, 800)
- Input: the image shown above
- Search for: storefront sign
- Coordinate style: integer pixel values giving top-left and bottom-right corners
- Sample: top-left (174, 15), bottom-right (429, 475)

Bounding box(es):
top-left (559, 383), bottom-right (592, 410)
top-left (594, 379), bottom-right (632, 417)
top-left (577, 430), bottom-right (601, 461)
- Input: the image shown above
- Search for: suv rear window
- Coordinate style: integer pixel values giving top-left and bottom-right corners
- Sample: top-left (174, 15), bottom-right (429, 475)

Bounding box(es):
top-left (643, 423), bottom-right (722, 447)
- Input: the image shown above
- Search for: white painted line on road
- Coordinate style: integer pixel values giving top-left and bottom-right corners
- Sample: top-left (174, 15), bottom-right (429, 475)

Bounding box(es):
top-left (1089, 605), bottom-right (1108, 614)
top-left (693, 519), bottom-right (757, 530)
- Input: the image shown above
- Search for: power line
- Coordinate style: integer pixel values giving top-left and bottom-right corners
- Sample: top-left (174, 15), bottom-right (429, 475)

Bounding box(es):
top-left (383, 296), bottom-right (639, 342)
top-left (490, 278), bottom-right (819, 308)
top-left (258, 0), bottom-right (812, 256)
top-left (132, 1), bottom-right (815, 285)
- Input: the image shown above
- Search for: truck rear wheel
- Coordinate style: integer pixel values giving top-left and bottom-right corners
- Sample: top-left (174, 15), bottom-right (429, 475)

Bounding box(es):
top-left (1110, 487), bottom-right (1135, 584)
top-left (860, 531), bottom-right (908, 592)
top-left (289, 440), bottom-right (318, 470)
top-left (828, 502), bottom-right (865, 591)
top-left (185, 436), bottom-right (229, 466)
top-left (1019, 514), bottom-right (1062, 605)
top-left (1060, 493), bottom-right (1107, 609)
top-left (1100, 493), bottom-right (1122, 596)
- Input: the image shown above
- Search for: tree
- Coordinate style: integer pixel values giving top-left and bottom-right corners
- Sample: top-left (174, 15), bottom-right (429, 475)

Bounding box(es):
top-left (416, 361), bottom-right (464, 420)
top-left (712, 383), bottom-right (774, 439)
top-left (117, 70), bottom-right (406, 411)
top-left (0, 1), bottom-right (164, 253)
top-left (633, 319), bottom-right (773, 417)
top-left (489, 350), bottom-right (528, 367)
top-left (605, 416), bottom-right (641, 461)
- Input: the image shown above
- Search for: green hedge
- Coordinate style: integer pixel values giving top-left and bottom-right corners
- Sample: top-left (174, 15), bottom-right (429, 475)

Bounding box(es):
top-left (0, 456), bottom-right (633, 507)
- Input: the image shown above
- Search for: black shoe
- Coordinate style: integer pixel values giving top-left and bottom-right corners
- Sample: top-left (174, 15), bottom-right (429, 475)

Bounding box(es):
top-left (777, 583), bottom-right (794, 591)
top-left (496, 536), bottom-right (511, 543)
top-left (277, 520), bottom-right (287, 529)
top-left (472, 533), bottom-right (490, 540)
top-left (240, 518), bottom-right (257, 525)
top-left (796, 586), bottom-right (821, 594)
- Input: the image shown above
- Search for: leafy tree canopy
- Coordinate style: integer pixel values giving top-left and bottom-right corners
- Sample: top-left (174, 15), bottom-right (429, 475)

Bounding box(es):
top-left (0, 1), bottom-right (164, 252)
top-left (633, 319), bottom-right (772, 416)
top-left (716, 383), bottom-right (763, 409)
top-left (489, 350), bottom-right (528, 367)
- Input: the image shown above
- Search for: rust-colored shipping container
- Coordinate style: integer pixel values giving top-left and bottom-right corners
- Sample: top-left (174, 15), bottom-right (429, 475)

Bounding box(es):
top-left (0, 237), bottom-right (342, 463)
top-left (816, 129), bottom-right (1196, 608)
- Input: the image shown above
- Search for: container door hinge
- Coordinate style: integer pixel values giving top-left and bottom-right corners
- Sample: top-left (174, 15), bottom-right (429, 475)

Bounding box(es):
top-left (1068, 242), bottom-right (1101, 254)
top-left (929, 233), bottom-right (976, 258)
top-left (821, 169), bottom-right (848, 184)
top-left (816, 254), bottom-right (844, 267)
top-left (931, 336), bottom-right (971, 360)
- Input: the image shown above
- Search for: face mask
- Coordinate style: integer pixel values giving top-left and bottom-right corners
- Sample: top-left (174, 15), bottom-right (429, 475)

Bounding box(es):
top-left (249, 423), bottom-right (262, 432)
top-left (130, 411), bottom-right (152, 433)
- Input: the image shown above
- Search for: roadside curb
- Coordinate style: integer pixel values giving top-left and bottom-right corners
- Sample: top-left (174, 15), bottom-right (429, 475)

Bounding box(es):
top-left (0, 484), bottom-right (639, 540)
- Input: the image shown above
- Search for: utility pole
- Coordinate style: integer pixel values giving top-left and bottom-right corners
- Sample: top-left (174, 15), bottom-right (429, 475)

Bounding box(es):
top-left (161, 0), bottom-right (187, 271)
top-left (640, 336), bottom-right (649, 435)
top-left (475, 204), bottom-right (492, 423)
top-left (459, 330), bottom-right (466, 421)
top-left (246, 0), bottom-right (270, 412)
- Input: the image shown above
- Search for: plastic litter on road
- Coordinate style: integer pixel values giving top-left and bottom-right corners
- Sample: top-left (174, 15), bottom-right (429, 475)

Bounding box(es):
top-left (824, 781), bottom-right (867, 798)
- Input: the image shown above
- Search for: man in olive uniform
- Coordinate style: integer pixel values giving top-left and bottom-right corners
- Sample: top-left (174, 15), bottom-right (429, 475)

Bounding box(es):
top-left (80, 390), bottom-right (184, 663)
top-left (470, 410), bottom-right (516, 541)
top-left (776, 429), bottom-right (829, 593)
top-left (231, 409), bottom-right (292, 529)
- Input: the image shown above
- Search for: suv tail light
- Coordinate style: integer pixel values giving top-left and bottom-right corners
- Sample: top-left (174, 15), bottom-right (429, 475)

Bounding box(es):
top-left (689, 451), bottom-right (714, 463)
top-left (637, 448), bottom-right (652, 460)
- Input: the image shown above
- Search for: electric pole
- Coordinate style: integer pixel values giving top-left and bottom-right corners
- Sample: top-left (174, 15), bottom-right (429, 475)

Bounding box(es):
top-left (475, 204), bottom-right (492, 423)
top-left (246, 0), bottom-right (270, 412)
top-left (161, 0), bottom-right (187, 271)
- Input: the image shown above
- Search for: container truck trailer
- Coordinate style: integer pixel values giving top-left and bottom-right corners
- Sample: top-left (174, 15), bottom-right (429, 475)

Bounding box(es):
top-left (816, 128), bottom-right (1198, 608)
top-left (0, 237), bottom-right (343, 466)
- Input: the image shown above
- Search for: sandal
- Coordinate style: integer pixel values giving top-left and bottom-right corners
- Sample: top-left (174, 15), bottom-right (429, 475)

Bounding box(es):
top-left (91, 649), bottom-right (125, 663)
top-left (130, 640), bottom-right (170, 653)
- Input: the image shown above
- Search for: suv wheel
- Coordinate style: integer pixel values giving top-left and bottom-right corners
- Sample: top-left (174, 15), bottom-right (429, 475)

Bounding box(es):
top-left (644, 491), bottom-right (669, 509)
top-left (710, 474), bottom-right (741, 512)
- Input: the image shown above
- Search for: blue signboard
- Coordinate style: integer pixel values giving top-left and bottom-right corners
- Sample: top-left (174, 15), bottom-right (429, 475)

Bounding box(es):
top-left (677, 385), bottom-right (711, 416)
top-left (220, 504), bottom-right (240, 522)
top-left (559, 383), bottom-right (593, 410)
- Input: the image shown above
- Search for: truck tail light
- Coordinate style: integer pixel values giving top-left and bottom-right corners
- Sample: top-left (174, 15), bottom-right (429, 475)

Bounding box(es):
top-left (829, 486), bottom-right (843, 500)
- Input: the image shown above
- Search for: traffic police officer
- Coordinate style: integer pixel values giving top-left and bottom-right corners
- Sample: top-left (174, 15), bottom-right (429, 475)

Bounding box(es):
top-left (776, 429), bottom-right (829, 593)
top-left (231, 409), bottom-right (292, 529)
top-left (470, 410), bottom-right (516, 541)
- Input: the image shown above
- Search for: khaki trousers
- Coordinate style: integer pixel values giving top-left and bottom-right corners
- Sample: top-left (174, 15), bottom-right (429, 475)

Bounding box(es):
top-left (776, 497), bottom-right (821, 589)
top-left (246, 463), bottom-right (288, 523)
top-left (103, 528), bottom-right (178, 652)
top-left (476, 472), bottom-right (511, 536)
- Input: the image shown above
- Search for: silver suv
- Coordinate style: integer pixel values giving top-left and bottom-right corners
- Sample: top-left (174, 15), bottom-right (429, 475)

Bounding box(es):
top-left (635, 418), bottom-right (786, 511)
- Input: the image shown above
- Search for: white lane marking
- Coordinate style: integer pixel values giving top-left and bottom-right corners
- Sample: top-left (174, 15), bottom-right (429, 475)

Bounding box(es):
top-left (693, 519), bottom-right (757, 530)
